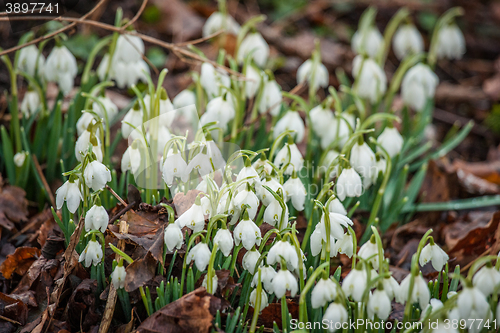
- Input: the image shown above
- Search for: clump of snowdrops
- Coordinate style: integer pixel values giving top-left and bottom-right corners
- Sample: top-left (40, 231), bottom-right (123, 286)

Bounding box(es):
top-left (3, 2), bottom-right (500, 332)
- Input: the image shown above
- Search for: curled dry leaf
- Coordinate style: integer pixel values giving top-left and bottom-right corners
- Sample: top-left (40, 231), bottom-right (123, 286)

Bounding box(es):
top-left (0, 247), bottom-right (41, 279)
top-left (64, 279), bottom-right (101, 332)
top-left (0, 182), bottom-right (29, 231)
top-left (0, 292), bottom-right (28, 325)
top-left (124, 252), bottom-right (157, 292)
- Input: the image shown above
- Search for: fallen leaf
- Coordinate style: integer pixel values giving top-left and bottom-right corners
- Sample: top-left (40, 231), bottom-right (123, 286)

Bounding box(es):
top-left (0, 247), bottom-right (41, 279)
top-left (125, 252), bottom-right (157, 292)
top-left (0, 292), bottom-right (28, 325)
top-left (64, 279), bottom-right (101, 332)
top-left (173, 190), bottom-right (202, 216)
top-left (0, 182), bottom-right (29, 230)
top-left (251, 299), bottom-right (298, 328)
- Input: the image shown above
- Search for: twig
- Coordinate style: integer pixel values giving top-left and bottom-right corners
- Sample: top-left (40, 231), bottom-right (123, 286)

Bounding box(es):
top-left (106, 185), bottom-right (127, 206)
top-left (0, 314), bottom-right (21, 325)
top-left (109, 202), bottom-right (136, 225)
top-left (32, 155), bottom-right (56, 209)
top-left (122, 0), bottom-right (148, 30)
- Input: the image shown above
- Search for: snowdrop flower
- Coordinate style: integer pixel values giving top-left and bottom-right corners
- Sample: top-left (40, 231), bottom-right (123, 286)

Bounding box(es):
top-left (393, 24), bottom-right (424, 60)
top-left (253, 154), bottom-right (274, 176)
top-left (273, 111), bottom-right (304, 143)
top-left (274, 142), bottom-right (304, 175)
top-left (203, 11), bottom-right (240, 37)
top-left (56, 179), bottom-right (82, 213)
top-left (76, 112), bottom-right (97, 137)
top-left (20, 90), bottom-right (40, 118)
top-left (122, 140), bottom-right (142, 175)
top-left (309, 105), bottom-right (333, 135)
top-left (267, 240), bottom-right (299, 271)
top-left (79, 239), bottom-right (103, 267)
top-left (352, 26), bottom-right (384, 58)
top-left (323, 302), bottom-right (348, 332)
top-left (318, 212), bottom-right (353, 241)
top-left (296, 59), bottom-right (329, 92)
top-left (327, 197), bottom-right (347, 215)
top-left (419, 242), bottom-right (449, 271)
top-left (202, 273), bottom-right (218, 293)
top-left (232, 185), bottom-right (260, 220)
top-left (435, 24), bottom-right (466, 60)
top-left (236, 161), bottom-right (260, 188)
top-left (237, 32), bottom-right (269, 67)
top-left (164, 223), bottom-right (183, 252)
top-left (342, 266), bottom-right (367, 302)
top-left (242, 249), bottom-right (262, 275)
top-left (397, 273), bottom-right (430, 309)
top-left (401, 63), bottom-right (439, 111)
top-left (44, 45), bottom-right (78, 96)
top-left (472, 263), bottom-right (500, 296)
top-left (110, 263), bottom-right (126, 289)
top-left (13, 151), bottom-right (27, 168)
top-left (84, 160), bottom-right (111, 191)
top-left (85, 204), bottom-right (108, 232)
top-left (382, 275), bottom-right (400, 300)
top-left (336, 167), bottom-right (363, 201)
top-left (272, 269), bottom-right (298, 298)
top-left (244, 65), bottom-right (262, 99)
top-left (92, 96), bottom-right (118, 124)
top-left (17, 45), bottom-right (45, 77)
top-left (311, 278), bottom-right (337, 308)
top-left (457, 285), bottom-right (490, 320)
top-left (377, 126), bottom-right (403, 158)
top-left (257, 176), bottom-right (283, 206)
top-left (421, 298), bottom-right (443, 319)
top-left (186, 149), bottom-right (213, 178)
top-left (358, 236), bottom-right (382, 270)
top-left (200, 95), bottom-right (235, 132)
top-left (249, 289), bottom-right (268, 312)
top-left (368, 288), bottom-right (391, 320)
top-left (121, 103), bottom-right (144, 139)
top-left (352, 55), bottom-right (387, 103)
top-left (214, 228), bottom-right (233, 257)
top-left (175, 197), bottom-right (206, 233)
top-left (263, 198), bottom-right (289, 229)
top-left (173, 89), bottom-right (196, 109)
top-left (320, 116), bottom-right (351, 149)
top-left (162, 149), bottom-right (188, 186)
top-left (187, 242), bottom-right (211, 271)
top-left (200, 62), bottom-right (231, 99)
top-left (75, 129), bottom-right (103, 163)
top-left (251, 266), bottom-right (276, 294)
top-left (115, 34), bottom-right (144, 63)
top-left (234, 213), bottom-right (262, 250)
top-left (350, 141), bottom-right (376, 189)
top-left (372, 157), bottom-right (387, 183)
top-left (310, 226), bottom-right (337, 257)
top-left (258, 78), bottom-right (282, 116)
top-left (283, 174), bottom-right (306, 211)
top-left (333, 232), bottom-right (354, 257)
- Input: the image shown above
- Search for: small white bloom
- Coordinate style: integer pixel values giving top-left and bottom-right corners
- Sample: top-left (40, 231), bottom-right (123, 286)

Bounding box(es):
top-left (236, 165), bottom-right (260, 188)
top-left (173, 89), bottom-right (196, 109)
top-left (111, 264), bottom-right (126, 289)
top-left (272, 269), bottom-right (298, 298)
top-left (274, 142), bottom-right (304, 175)
top-left (175, 199), bottom-right (205, 233)
top-left (273, 111), bottom-right (305, 143)
top-left (327, 197), bottom-right (347, 215)
top-left (323, 302), bottom-right (348, 332)
top-left (358, 237), bottom-right (382, 270)
top-left (187, 242), bottom-right (211, 271)
top-left (44, 46), bottom-right (78, 96)
top-left (164, 223), bottom-right (183, 252)
top-left (253, 156), bottom-right (274, 177)
top-left (436, 24), bottom-right (466, 60)
top-left (320, 116), bottom-right (351, 149)
top-left (75, 130), bottom-right (103, 163)
top-left (377, 126), bottom-right (403, 158)
top-left (421, 298), bottom-right (443, 319)
top-left (472, 264), bottom-right (500, 296)
top-left (244, 65), bottom-right (262, 99)
top-left (258, 79), bottom-right (282, 116)
top-left (401, 63), bottom-right (439, 111)
top-left (242, 249), bottom-right (262, 275)
top-left (263, 198), bottom-right (289, 230)
top-left (419, 243), bottom-right (449, 271)
top-left (397, 273), bottom-right (430, 309)
top-left (310, 225), bottom-right (337, 257)
top-left (350, 141), bottom-right (376, 189)
top-left (162, 151), bottom-right (188, 186)
top-left (78, 239), bottom-right (103, 267)
top-left (55, 179), bottom-right (83, 213)
top-left (186, 151), bottom-right (213, 178)
top-left (352, 55), bottom-right (387, 103)
top-left (332, 232), bottom-right (354, 258)
top-left (202, 273), bottom-right (218, 293)
top-left (115, 35), bottom-right (145, 63)
top-left (336, 168), bottom-right (363, 201)
top-left (232, 186), bottom-right (260, 220)
top-left (203, 11), bottom-right (240, 37)
top-left (20, 90), bottom-right (40, 118)
top-left (214, 229), bottom-right (233, 257)
top-left (200, 62), bottom-right (231, 99)
top-left (283, 175), bottom-right (306, 211)
top-left (267, 240), bottom-right (299, 271)
top-left (122, 141), bottom-right (142, 175)
top-left (296, 59), bottom-right (329, 92)
top-left (393, 24), bottom-right (424, 60)
top-left (84, 160), bottom-right (111, 191)
top-left (17, 45), bottom-right (45, 77)
top-left (237, 32), bottom-right (269, 67)
top-left (342, 266), bottom-right (367, 302)
top-left (234, 217), bottom-right (262, 250)
top-left (257, 176), bottom-right (283, 206)
top-left (457, 285), bottom-right (490, 320)
top-left (368, 288), bottom-right (391, 320)
top-left (352, 26), bottom-right (384, 58)
top-left (121, 104), bottom-right (144, 139)
top-left (249, 289), bottom-right (268, 312)
top-left (93, 96), bottom-right (118, 124)
top-left (318, 212), bottom-right (353, 240)
top-left (310, 105), bottom-right (334, 135)
top-left (372, 157), bottom-right (387, 184)
top-left (200, 96), bottom-right (235, 132)
top-left (85, 204), bottom-right (108, 232)
top-left (13, 151), bottom-right (27, 167)
top-left (251, 266), bottom-right (276, 294)
top-left (311, 278), bottom-right (337, 308)
top-left (382, 275), bottom-right (400, 300)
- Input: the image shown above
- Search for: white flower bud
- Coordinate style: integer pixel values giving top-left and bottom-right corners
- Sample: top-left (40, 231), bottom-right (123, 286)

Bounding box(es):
top-left (393, 24), bottom-right (424, 60)
top-left (283, 175), bottom-right (306, 211)
top-left (258, 79), bottom-right (282, 116)
top-left (368, 288), bottom-right (391, 320)
top-left (401, 63), bottom-right (439, 112)
top-left (274, 111), bottom-right (305, 143)
top-left (251, 265), bottom-right (276, 294)
top-left (436, 24), bottom-right (466, 60)
top-left (352, 26), bottom-right (384, 58)
top-left (111, 264), bottom-right (126, 289)
top-left (13, 151), bottom-right (27, 168)
top-left (419, 242), bottom-right (449, 271)
top-left (296, 59), bottom-right (329, 92)
top-left (20, 90), bottom-right (40, 118)
top-left (274, 142), bottom-right (304, 175)
top-left (457, 285), bottom-right (490, 320)
top-left (352, 55), bottom-right (387, 103)
top-left (358, 237), bottom-right (382, 270)
top-left (55, 179), bottom-right (83, 213)
top-left (203, 12), bottom-right (240, 37)
top-left (79, 239), bottom-right (103, 267)
top-left (200, 62), bottom-right (230, 99)
top-left (472, 264), bottom-right (500, 296)
top-left (249, 288), bottom-right (268, 312)
top-left (350, 141), bottom-right (376, 189)
top-left (336, 168), bottom-right (363, 201)
top-left (267, 240), bottom-right (299, 271)
top-left (84, 160), bottom-right (111, 191)
top-left (85, 204), bottom-right (109, 232)
top-left (202, 273), bottom-right (218, 293)
top-left (44, 46), bottom-right (78, 96)
top-left (397, 273), bottom-right (430, 309)
top-left (234, 216), bottom-right (261, 251)
top-left (242, 249), bottom-right (262, 275)
top-left (342, 266), bottom-right (367, 302)
top-left (272, 269), bottom-right (298, 298)
top-left (17, 45), bottom-right (45, 77)
top-left (214, 229), bottom-right (233, 257)
top-left (323, 302), bottom-right (348, 332)
top-left (311, 278), bottom-right (337, 309)
top-left (173, 89), bottom-right (196, 109)
top-left (175, 200), bottom-right (205, 233)
top-left (121, 104), bottom-right (144, 139)
top-left (186, 242), bottom-right (211, 271)
top-left (377, 126), bottom-right (403, 158)
top-left (164, 223), bottom-right (183, 252)
top-left (237, 32), bottom-right (269, 67)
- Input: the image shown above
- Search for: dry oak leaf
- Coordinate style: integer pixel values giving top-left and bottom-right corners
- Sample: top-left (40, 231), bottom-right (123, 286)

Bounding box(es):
top-left (0, 182), bottom-right (29, 230)
top-left (0, 247), bottom-right (41, 279)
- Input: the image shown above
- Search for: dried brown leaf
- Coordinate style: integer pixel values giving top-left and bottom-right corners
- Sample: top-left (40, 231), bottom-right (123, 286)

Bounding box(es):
top-left (0, 247), bottom-right (41, 279)
top-left (0, 183), bottom-right (28, 230)
top-left (125, 252), bottom-right (157, 292)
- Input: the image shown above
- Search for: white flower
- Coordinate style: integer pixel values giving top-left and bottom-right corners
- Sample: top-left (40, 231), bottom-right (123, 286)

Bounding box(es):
top-left (368, 288), bottom-right (391, 320)
top-left (352, 55), bottom-right (387, 103)
top-left (175, 199), bottom-right (205, 233)
top-left (332, 232), bottom-right (354, 257)
top-left (274, 142), bottom-right (304, 175)
top-left (267, 240), bottom-right (299, 271)
top-left (257, 176), bottom-right (283, 206)
top-left (283, 175), bottom-right (306, 211)
top-left (76, 112), bottom-right (96, 136)
top-left (272, 269), bottom-right (298, 298)
top-left (296, 59), bottom-right (329, 92)
top-left (352, 26), bottom-right (384, 58)
top-left (327, 197), bottom-right (347, 215)
top-left (164, 223), bottom-right (183, 252)
top-left (232, 185), bottom-right (260, 220)
top-left (323, 302), bottom-right (348, 332)
top-left (186, 151), bottom-right (213, 178)
top-left (421, 298), bottom-right (443, 318)
top-left (242, 249), bottom-right (262, 275)
top-left (200, 62), bottom-right (230, 99)
top-left (273, 111), bottom-right (304, 143)
top-left (310, 105), bottom-right (334, 135)
top-left (55, 179), bottom-right (83, 213)
top-left (310, 225), bottom-right (337, 257)
top-left (342, 267), bottom-right (367, 302)
top-left (457, 286), bottom-right (490, 320)
top-left (234, 216), bottom-right (261, 250)
top-left (200, 96), bottom-right (235, 132)
top-left (121, 141), bottom-right (143, 175)
top-left (111, 264), bottom-right (126, 289)
top-left (173, 89), bottom-right (196, 109)
top-left (320, 116), bottom-right (351, 149)
top-left (397, 273), bottom-right (430, 309)
top-left (237, 32), bottom-right (269, 67)
top-left (13, 151), bottom-right (27, 167)
top-left (372, 157), bottom-right (387, 184)
top-left (93, 96), bottom-right (118, 124)
top-left (377, 126), bottom-right (403, 158)
top-left (75, 130), bottom-right (103, 163)
top-left (203, 11), bottom-right (240, 37)
top-left (249, 289), bottom-right (268, 312)
top-left (259, 79), bottom-right (282, 116)
top-left (101, 49), bottom-right (149, 88)
top-left (244, 65), bottom-right (262, 98)
top-left (84, 160), bottom-right (111, 191)
top-left (393, 24), bottom-right (424, 60)
top-left (318, 212), bottom-right (353, 241)
top-left (401, 63), bottom-right (439, 111)
top-left (202, 273), bottom-right (218, 293)
top-left (17, 45), bottom-right (45, 77)
top-left (358, 238), bottom-right (381, 270)
top-left (20, 90), bottom-right (40, 118)
top-left (162, 151), bottom-right (188, 186)
top-left (187, 242), bottom-right (211, 271)
top-left (336, 168), bottom-right (363, 201)
top-left (44, 46), bottom-right (78, 96)
top-left (85, 204), bottom-right (108, 232)
top-left (78, 239), bottom-right (103, 267)
top-left (214, 229), bottom-right (233, 257)
top-left (121, 104), bottom-right (144, 139)
top-left (311, 278), bottom-right (337, 308)
top-left (236, 164), bottom-right (260, 188)
top-left (115, 35), bottom-right (145, 63)
top-left (472, 264), bottom-right (500, 296)
top-left (263, 199), bottom-right (289, 230)
top-left (251, 266), bottom-right (276, 294)
top-left (419, 243), bottom-right (449, 271)
top-left (436, 24), bottom-right (466, 60)
top-left (350, 141), bottom-right (376, 189)
top-left (382, 275), bottom-right (400, 300)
